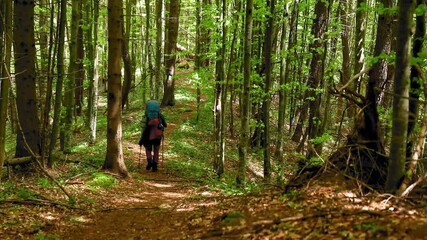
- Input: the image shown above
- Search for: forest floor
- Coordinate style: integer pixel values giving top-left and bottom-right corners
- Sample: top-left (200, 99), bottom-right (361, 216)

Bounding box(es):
top-left (1, 71), bottom-right (427, 239)
top-left (1, 105), bottom-right (426, 240)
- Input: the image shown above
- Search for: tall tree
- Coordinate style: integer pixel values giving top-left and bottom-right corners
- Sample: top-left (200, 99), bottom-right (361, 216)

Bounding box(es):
top-left (213, 0), bottom-right (227, 176)
top-left (398, 0), bottom-right (426, 195)
top-left (86, 0), bottom-right (100, 144)
top-left (305, 0), bottom-right (331, 159)
top-left (237, 0), bottom-right (253, 186)
top-left (154, 0), bottom-right (163, 100)
top-left (161, 0), bottom-right (181, 106)
top-left (103, 0), bottom-right (129, 177)
top-left (121, 0), bottom-right (133, 109)
top-left (261, 0), bottom-right (276, 180)
top-left (62, 0), bottom-right (80, 152)
top-left (0, 0), bottom-right (12, 168)
top-left (49, 0), bottom-right (67, 166)
top-left (13, 0), bottom-right (41, 158)
top-left (387, 0), bottom-right (415, 193)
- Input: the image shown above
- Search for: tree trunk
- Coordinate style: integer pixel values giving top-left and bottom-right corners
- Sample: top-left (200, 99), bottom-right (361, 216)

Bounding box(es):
top-left (406, 0), bottom-right (425, 160)
top-left (0, 0), bottom-right (12, 168)
top-left (213, 0), bottom-right (227, 176)
top-left (145, 0), bottom-right (153, 101)
top-left (48, 0), bottom-right (67, 167)
top-left (261, 0), bottom-right (276, 181)
top-left (62, 0), bottom-right (80, 152)
top-left (386, 0), bottom-right (415, 193)
top-left (122, 16), bottom-right (133, 108)
top-left (338, 0), bottom-right (351, 126)
top-left (75, 0), bottom-right (84, 116)
top-left (161, 0), bottom-right (180, 107)
top-left (276, 2), bottom-right (289, 163)
top-left (351, 0), bottom-right (367, 116)
top-left (154, 0), bottom-right (163, 100)
top-left (13, 0), bottom-right (41, 158)
top-left (41, 0), bottom-right (56, 166)
top-left (103, 0), bottom-right (129, 177)
top-left (86, 0), bottom-right (100, 144)
top-left (237, 0), bottom-right (253, 186)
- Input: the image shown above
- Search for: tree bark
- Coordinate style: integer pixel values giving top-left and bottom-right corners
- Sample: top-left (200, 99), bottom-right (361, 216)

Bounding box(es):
top-left (103, 0), bottom-right (129, 177)
top-left (261, 0), bottom-right (276, 181)
top-left (386, 0), bottom-right (415, 193)
top-left (305, 0), bottom-right (330, 159)
top-left (13, 0), bottom-right (41, 158)
top-left (48, 0), bottom-right (67, 166)
top-left (237, 0), bottom-right (253, 186)
top-left (154, 0), bottom-right (163, 100)
top-left (213, 0), bottom-right (227, 176)
top-left (161, 0), bottom-right (180, 107)
top-left (0, 0), bottom-right (12, 168)
top-left (86, 0), bottom-right (100, 144)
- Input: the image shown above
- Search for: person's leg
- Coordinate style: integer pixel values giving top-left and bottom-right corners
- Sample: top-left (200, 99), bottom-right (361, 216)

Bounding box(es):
top-left (152, 141), bottom-right (161, 172)
top-left (144, 144), bottom-right (153, 170)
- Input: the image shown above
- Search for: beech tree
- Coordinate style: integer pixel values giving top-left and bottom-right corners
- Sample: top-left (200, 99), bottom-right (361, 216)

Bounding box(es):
top-left (387, 0), bottom-right (415, 193)
top-left (103, 0), bottom-right (129, 177)
top-left (161, 0), bottom-right (181, 106)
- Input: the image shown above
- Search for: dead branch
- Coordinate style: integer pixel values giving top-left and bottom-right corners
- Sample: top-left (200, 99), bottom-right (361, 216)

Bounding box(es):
top-left (0, 198), bottom-right (79, 209)
top-left (98, 206), bottom-right (161, 212)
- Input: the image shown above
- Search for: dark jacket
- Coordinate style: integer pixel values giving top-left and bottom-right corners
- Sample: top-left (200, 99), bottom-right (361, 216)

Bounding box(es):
top-left (138, 113), bottom-right (167, 147)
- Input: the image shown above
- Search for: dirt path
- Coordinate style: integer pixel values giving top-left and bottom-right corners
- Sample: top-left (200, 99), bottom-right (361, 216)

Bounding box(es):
top-left (58, 167), bottom-right (205, 239)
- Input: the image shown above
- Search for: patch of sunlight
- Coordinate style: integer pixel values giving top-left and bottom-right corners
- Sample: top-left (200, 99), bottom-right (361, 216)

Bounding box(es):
top-left (175, 92), bottom-right (193, 101)
top-left (145, 182), bottom-right (174, 188)
top-left (40, 212), bottom-right (58, 221)
top-left (176, 200), bottom-right (219, 212)
top-left (72, 142), bottom-right (89, 151)
top-left (179, 123), bottom-right (195, 132)
top-left (160, 192), bottom-right (185, 198)
top-left (69, 215), bottom-right (91, 223)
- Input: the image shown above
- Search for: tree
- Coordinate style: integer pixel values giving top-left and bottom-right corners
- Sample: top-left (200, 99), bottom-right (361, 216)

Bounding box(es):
top-left (86, 0), bottom-right (100, 144)
top-left (0, 0), bottom-right (12, 168)
top-left (161, 0), bottom-right (181, 106)
top-left (61, 0), bottom-right (80, 152)
top-left (103, 0), bottom-right (129, 177)
top-left (305, 0), bottom-right (331, 159)
top-left (213, 0), bottom-right (227, 176)
top-left (154, 0), bottom-right (164, 100)
top-left (386, 0), bottom-right (415, 193)
top-left (261, 0), bottom-right (276, 180)
top-left (48, 0), bottom-right (67, 166)
top-left (13, 0), bottom-right (41, 158)
top-left (237, 0), bottom-right (253, 186)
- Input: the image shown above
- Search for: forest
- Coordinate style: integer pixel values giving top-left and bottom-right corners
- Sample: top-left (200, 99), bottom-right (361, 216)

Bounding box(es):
top-left (0, 0), bottom-right (426, 239)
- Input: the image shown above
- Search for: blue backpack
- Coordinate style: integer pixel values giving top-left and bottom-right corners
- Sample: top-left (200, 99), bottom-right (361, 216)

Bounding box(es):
top-left (145, 100), bottom-right (163, 140)
top-left (146, 100), bottom-right (160, 121)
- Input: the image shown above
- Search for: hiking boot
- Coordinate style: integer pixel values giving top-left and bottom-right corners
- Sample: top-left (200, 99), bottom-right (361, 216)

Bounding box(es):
top-left (146, 158), bottom-right (153, 171)
top-left (152, 161), bottom-right (158, 172)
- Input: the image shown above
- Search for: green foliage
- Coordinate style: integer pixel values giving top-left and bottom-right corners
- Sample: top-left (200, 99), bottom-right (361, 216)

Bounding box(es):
top-left (356, 222), bottom-right (383, 234)
top-left (37, 178), bottom-right (52, 188)
top-left (86, 173), bottom-right (116, 189)
top-left (0, 182), bottom-right (14, 200)
top-left (34, 233), bottom-right (60, 240)
top-left (309, 133), bottom-right (332, 145)
top-left (16, 187), bottom-right (36, 199)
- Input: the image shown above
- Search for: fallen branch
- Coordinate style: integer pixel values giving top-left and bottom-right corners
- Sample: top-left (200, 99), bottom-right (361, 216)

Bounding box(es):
top-left (252, 210), bottom-right (384, 227)
top-left (98, 206), bottom-right (161, 212)
top-left (0, 198), bottom-right (79, 209)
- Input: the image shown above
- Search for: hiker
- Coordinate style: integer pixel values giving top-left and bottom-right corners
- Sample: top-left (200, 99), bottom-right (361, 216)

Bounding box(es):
top-left (138, 100), bottom-right (167, 172)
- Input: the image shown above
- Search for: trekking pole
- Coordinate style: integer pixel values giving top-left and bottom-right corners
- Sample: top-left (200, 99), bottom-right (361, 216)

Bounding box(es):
top-left (161, 135), bottom-right (164, 168)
